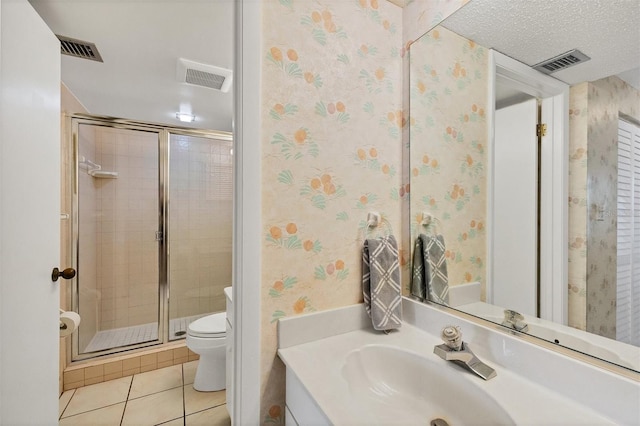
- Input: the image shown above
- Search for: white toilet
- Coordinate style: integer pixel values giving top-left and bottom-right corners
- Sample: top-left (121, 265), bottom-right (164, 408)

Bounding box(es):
top-left (186, 312), bottom-right (227, 391)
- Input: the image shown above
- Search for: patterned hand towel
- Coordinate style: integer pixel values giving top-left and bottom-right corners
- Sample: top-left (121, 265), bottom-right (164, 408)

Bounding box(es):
top-left (410, 234), bottom-right (449, 305)
top-left (362, 235), bottom-right (402, 331)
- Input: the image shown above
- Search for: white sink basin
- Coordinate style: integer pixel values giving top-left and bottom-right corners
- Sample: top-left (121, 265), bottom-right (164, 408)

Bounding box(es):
top-left (341, 344), bottom-right (515, 425)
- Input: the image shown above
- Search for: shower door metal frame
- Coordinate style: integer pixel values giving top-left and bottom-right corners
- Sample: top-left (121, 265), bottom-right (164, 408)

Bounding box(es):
top-left (68, 113), bottom-right (232, 362)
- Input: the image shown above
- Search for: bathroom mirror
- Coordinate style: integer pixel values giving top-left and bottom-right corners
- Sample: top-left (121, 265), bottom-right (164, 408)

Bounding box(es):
top-left (409, 0), bottom-right (640, 372)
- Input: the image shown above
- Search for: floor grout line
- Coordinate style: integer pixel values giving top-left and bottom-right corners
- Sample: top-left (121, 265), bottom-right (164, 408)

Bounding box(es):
top-left (182, 364), bottom-right (187, 426)
top-left (119, 375), bottom-right (134, 426)
top-left (58, 388), bottom-right (76, 420)
top-left (127, 384), bottom-right (186, 402)
top-left (60, 401), bottom-right (126, 421)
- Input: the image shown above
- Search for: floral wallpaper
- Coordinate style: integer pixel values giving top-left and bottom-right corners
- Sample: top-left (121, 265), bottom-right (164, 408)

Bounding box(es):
top-left (569, 76), bottom-right (640, 339)
top-left (260, 0), bottom-right (404, 421)
top-left (257, 0), bottom-right (471, 420)
top-left (568, 82), bottom-right (588, 331)
top-left (400, 0), bottom-right (468, 302)
top-left (408, 25), bottom-right (488, 296)
top-left (403, 0), bottom-right (470, 46)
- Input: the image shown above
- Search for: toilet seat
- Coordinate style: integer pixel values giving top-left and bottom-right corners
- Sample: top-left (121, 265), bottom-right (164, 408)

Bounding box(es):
top-left (188, 312), bottom-right (226, 338)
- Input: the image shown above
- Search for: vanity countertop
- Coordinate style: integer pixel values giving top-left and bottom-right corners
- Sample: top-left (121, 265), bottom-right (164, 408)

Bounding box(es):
top-left (279, 321), bottom-right (615, 425)
top-left (277, 299), bottom-right (639, 425)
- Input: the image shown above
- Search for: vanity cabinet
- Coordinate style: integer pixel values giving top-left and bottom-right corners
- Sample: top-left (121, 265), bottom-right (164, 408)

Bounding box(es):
top-left (285, 369), bottom-right (330, 425)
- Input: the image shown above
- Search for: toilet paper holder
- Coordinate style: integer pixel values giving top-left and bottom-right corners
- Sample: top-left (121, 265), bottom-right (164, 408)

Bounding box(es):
top-left (59, 309), bottom-right (81, 334)
top-left (59, 309), bottom-right (68, 330)
top-left (59, 309), bottom-right (80, 332)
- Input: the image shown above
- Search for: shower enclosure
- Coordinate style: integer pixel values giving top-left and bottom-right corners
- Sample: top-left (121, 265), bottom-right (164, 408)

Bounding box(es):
top-left (69, 115), bottom-right (233, 361)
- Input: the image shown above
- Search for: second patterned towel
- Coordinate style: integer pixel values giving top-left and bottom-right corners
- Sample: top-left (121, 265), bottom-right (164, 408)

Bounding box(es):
top-left (411, 234), bottom-right (449, 305)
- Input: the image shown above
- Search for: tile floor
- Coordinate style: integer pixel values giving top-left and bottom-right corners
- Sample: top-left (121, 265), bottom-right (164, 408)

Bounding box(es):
top-left (58, 361), bottom-right (230, 426)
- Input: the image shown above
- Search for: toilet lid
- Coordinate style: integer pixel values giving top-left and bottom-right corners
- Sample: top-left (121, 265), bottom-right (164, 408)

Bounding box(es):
top-left (188, 312), bottom-right (226, 338)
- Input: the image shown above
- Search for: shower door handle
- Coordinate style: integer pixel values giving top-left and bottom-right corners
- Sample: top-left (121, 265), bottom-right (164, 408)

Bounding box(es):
top-left (52, 267), bottom-right (76, 282)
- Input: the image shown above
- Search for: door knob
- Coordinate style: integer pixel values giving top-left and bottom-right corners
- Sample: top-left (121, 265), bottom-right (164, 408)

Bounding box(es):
top-left (52, 267), bottom-right (76, 282)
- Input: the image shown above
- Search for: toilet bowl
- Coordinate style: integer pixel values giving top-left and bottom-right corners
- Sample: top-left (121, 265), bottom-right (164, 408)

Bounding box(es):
top-left (186, 312), bottom-right (227, 391)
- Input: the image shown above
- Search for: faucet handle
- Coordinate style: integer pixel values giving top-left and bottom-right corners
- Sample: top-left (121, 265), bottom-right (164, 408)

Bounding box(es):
top-left (503, 309), bottom-right (524, 322)
top-left (441, 325), bottom-right (463, 351)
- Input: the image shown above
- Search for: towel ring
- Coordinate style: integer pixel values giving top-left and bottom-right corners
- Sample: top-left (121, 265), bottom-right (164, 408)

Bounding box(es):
top-left (360, 212), bottom-right (394, 242)
top-left (420, 212), bottom-right (441, 234)
top-left (366, 211), bottom-right (381, 228)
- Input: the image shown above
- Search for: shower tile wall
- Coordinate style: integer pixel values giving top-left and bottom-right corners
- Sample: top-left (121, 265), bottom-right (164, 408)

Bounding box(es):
top-left (93, 127), bottom-right (159, 333)
top-left (168, 135), bottom-right (233, 323)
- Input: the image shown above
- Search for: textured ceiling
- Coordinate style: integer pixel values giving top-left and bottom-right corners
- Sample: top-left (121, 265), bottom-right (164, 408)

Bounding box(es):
top-left (442, 0), bottom-right (640, 86)
top-left (29, 0), bottom-right (234, 132)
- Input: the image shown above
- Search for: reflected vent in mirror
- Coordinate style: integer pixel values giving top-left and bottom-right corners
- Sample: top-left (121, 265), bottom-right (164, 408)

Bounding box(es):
top-left (56, 35), bottom-right (103, 62)
top-left (533, 49), bottom-right (590, 74)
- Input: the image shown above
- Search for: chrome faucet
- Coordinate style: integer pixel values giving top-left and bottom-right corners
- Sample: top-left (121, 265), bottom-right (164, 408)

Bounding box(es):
top-left (433, 326), bottom-right (497, 380)
top-left (501, 309), bottom-right (529, 332)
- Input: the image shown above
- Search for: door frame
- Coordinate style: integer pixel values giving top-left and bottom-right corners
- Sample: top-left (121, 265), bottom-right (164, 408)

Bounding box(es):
top-left (486, 50), bottom-right (569, 324)
top-left (232, 0), bottom-right (262, 423)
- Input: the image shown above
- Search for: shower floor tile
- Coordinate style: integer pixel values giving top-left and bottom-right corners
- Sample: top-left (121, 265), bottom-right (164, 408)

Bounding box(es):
top-left (84, 323), bottom-right (158, 353)
top-left (83, 313), bottom-right (215, 353)
top-left (169, 313), bottom-right (209, 340)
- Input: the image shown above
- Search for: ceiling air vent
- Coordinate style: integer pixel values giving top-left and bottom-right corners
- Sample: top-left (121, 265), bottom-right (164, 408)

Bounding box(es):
top-left (56, 35), bottom-right (103, 62)
top-left (533, 49), bottom-right (590, 74)
top-left (177, 58), bottom-right (232, 93)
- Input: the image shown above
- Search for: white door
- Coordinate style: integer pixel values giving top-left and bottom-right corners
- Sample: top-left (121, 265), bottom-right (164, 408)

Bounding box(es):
top-left (0, 0), bottom-right (61, 423)
top-left (492, 98), bottom-right (538, 317)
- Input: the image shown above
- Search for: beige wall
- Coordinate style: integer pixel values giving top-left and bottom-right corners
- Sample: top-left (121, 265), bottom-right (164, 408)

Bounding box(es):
top-left (568, 76), bottom-right (640, 337)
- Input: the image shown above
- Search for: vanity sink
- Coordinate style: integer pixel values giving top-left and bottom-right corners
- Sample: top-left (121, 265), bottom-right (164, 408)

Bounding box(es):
top-left (278, 301), bottom-right (629, 425)
top-left (341, 344), bottom-right (515, 425)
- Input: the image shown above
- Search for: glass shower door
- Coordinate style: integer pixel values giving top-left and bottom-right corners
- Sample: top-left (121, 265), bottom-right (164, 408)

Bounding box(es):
top-left (167, 132), bottom-right (233, 340)
top-left (75, 122), bottom-right (162, 357)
